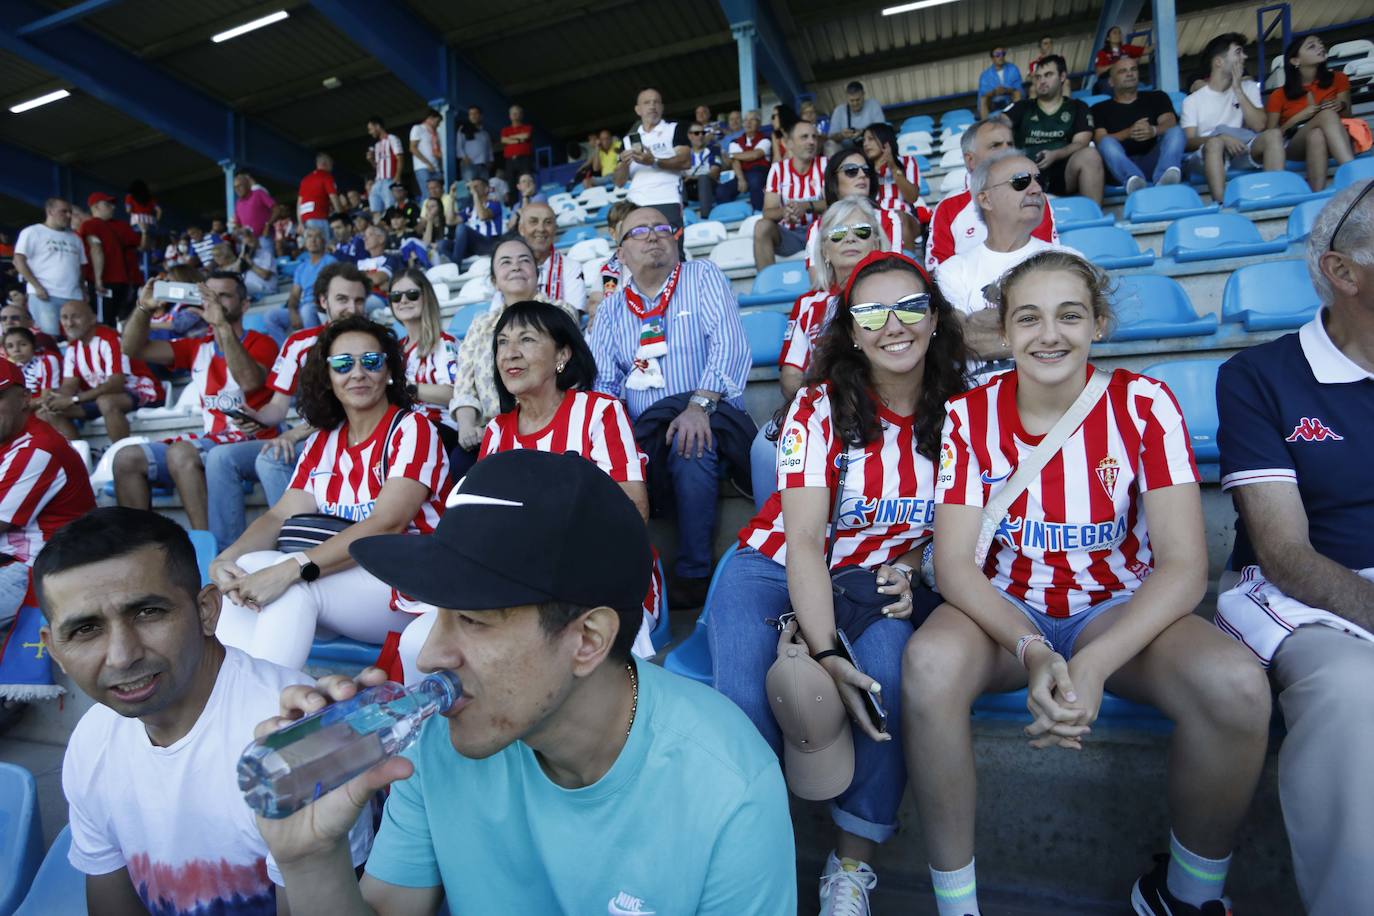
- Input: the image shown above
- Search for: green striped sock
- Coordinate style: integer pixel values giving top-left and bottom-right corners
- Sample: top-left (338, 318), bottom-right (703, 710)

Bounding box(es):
top-left (930, 859), bottom-right (980, 916)
top-left (1167, 831), bottom-right (1230, 907)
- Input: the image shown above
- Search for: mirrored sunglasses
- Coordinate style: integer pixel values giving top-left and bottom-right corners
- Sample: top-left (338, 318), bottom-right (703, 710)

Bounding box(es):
top-left (849, 293), bottom-right (932, 331)
top-left (326, 352), bottom-right (386, 374)
top-left (827, 223), bottom-right (875, 243)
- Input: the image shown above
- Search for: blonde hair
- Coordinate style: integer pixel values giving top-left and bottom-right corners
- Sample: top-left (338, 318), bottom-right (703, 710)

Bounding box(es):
top-left (810, 196), bottom-right (888, 291)
top-left (392, 267), bottom-right (443, 356)
top-left (993, 250), bottom-right (1116, 335)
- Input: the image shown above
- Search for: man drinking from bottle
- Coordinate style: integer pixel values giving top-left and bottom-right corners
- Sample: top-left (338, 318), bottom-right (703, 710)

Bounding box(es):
top-left (254, 449), bottom-right (797, 915)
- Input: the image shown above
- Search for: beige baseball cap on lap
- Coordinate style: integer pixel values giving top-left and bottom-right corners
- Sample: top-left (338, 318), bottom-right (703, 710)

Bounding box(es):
top-left (765, 625), bottom-right (854, 801)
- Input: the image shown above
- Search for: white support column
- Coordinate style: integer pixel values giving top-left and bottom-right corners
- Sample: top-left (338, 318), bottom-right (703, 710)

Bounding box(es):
top-left (732, 21), bottom-right (759, 113)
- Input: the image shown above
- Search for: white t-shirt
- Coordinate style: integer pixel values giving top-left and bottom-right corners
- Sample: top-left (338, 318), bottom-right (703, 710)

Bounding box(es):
top-left (936, 237), bottom-right (1070, 317)
top-left (14, 223), bottom-right (87, 301)
top-left (409, 122), bottom-right (440, 171)
top-left (1179, 80), bottom-right (1262, 136)
top-left (63, 647), bottom-right (373, 914)
top-left (624, 119), bottom-right (688, 207)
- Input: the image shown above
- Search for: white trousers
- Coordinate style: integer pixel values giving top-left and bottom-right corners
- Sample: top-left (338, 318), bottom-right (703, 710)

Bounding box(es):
top-left (216, 550), bottom-right (402, 671)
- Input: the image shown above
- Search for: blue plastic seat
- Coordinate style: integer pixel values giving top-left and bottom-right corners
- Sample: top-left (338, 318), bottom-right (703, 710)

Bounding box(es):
top-left (683, 207), bottom-right (701, 226)
top-left (1122, 184), bottom-right (1220, 223)
top-left (13, 826), bottom-right (86, 916)
top-left (709, 199), bottom-right (753, 223)
top-left (1139, 358), bottom-right (1224, 463)
top-left (1333, 156), bottom-right (1374, 190)
top-left (739, 310), bottom-right (789, 367)
top-left (1109, 275), bottom-right (1218, 341)
top-left (973, 688), bottom-right (1170, 732)
top-left (1284, 197), bottom-right (1328, 243)
top-left (0, 763), bottom-right (44, 916)
top-left (663, 544), bottom-right (737, 684)
top-left (738, 262), bottom-right (811, 307)
top-left (1080, 94), bottom-right (1111, 108)
top-left (940, 109), bottom-right (976, 128)
top-left (1048, 196), bottom-right (1113, 230)
top-left (309, 636), bottom-right (382, 667)
top-left (900, 115), bottom-right (935, 133)
top-left (1059, 227), bottom-right (1155, 269)
top-left (914, 154), bottom-right (932, 173)
top-left (1222, 171), bottom-right (1325, 212)
top-left (1167, 90), bottom-right (1187, 112)
top-left (447, 302), bottom-right (486, 339)
top-left (553, 224), bottom-right (598, 249)
top-left (186, 529), bottom-right (216, 586)
top-left (1162, 213), bottom-right (1290, 262)
top-left (1221, 260), bottom-right (1320, 332)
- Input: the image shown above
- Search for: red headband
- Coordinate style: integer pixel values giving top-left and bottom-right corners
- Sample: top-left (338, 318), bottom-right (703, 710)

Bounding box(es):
top-left (841, 250), bottom-right (933, 306)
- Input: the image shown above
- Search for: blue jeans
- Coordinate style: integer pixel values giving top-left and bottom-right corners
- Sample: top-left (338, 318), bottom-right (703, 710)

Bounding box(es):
top-left (707, 546), bottom-right (913, 843)
top-left (1097, 126), bottom-right (1186, 186)
top-left (255, 439), bottom-right (305, 508)
top-left (665, 443), bottom-right (720, 579)
top-left (740, 167), bottom-right (767, 212)
top-left (750, 422), bottom-right (778, 512)
top-left (368, 180), bottom-right (396, 213)
top-left (0, 562), bottom-right (28, 629)
top-left (413, 167), bottom-right (436, 196)
top-left (266, 300), bottom-right (322, 347)
top-left (28, 295), bottom-right (62, 337)
top-left (441, 225), bottom-right (500, 264)
top-left (203, 439), bottom-right (265, 551)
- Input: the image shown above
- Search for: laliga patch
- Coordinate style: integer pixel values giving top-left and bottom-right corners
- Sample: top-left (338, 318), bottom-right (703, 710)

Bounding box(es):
top-left (937, 441), bottom-right (956, 487)
top-left (1095, 456), bottom-right (1120, 500)
top-left (778, 424), bottom-right (806, 472)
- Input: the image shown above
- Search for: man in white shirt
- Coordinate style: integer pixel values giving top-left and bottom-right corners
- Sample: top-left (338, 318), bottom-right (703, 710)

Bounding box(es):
top-left (826, 80), bottom-right (886, 147)
top-left (518, 203), bottom-right (588, 312)
top-left (614, 87), bottom-right (691, 232)
top-left (1181, 32), bottom-right (1284, 202)
top-left (409, 108), bottom-right (443, 197)
top-left (13, 198), bottom-right (87, 337)
top-left (36, 507), bottom-right (371, 916)
top-left (936, 149), bottom-right (1074, 366)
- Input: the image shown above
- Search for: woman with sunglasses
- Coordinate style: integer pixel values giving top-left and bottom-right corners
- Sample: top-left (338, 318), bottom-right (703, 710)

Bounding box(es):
top-left (211, 315), bottom-right (451, 671)
top-left (861, 122), bottom-right (928, 238)
top-left (448, 236), bottom-right (578, 475)
top-left (711, 251), bottom-right (969, 916)
top-left (389, 267), bottom-right (459, 448)
top-left (904, 251), bottom-right (1269, 916)
top-left (801, 151), bottom-right (909, 274)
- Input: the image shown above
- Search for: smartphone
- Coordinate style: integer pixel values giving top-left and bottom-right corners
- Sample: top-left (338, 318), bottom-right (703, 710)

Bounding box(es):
top-left (835, 628), bottom-right (887, 733)
top-left (629, 132), bottom-right (643, 151)
top-left (223, 408), bottom-right (256, 424)
top-left (152, 280), bottom-right (202, 306)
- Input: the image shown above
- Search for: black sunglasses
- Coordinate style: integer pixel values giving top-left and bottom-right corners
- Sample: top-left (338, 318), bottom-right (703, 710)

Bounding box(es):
top-left (840, 163), bottom-right (874, 179)
top-left (1329, 180), bottom-right (1374, 253)
top-left (991, 171), bottom-right (1043, 192)
top-left (389, 288), bottom-right (422, 303)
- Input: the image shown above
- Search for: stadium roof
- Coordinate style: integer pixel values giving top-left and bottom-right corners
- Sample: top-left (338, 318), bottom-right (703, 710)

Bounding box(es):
top-left (0, 0), bottom-right (1364, 227)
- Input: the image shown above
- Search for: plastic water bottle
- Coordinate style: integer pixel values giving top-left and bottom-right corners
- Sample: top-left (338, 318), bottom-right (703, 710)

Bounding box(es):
top-left (238, 670), bottom-right (462, 819)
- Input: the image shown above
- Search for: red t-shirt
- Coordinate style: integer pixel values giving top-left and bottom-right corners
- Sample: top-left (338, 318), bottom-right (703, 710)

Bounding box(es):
top-left (501, 124), bottom-right (533, 159)
top-left (1095, 44), bottom-right (1145, 71)
top-left (297, 169), bottom-right (338, 222)
top-left (78, 217), bottom-right (141, 284)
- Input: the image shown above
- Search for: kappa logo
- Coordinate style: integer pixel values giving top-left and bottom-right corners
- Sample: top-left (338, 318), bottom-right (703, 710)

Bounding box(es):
top-left (1095, 457), bottom-right (1121, 500)
top-left (607, 891), bottom-right (656, 915)
top-left (1285, 417), bottom-right (1344, 442)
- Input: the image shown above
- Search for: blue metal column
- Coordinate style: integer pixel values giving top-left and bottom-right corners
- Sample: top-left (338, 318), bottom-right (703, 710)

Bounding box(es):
top-left (1152, 0), bottom-right (1180, 93)
top-left (219, 160), bottom-right (237, 229)
top-left (733, 22), bottom-right (759, 112)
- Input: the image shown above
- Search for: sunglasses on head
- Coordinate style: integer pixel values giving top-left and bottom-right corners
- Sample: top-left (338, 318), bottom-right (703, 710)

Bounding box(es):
top-left (827, 223), bottom-right (874, 243)
top-left (623, 223), bottom-right (675, 241)
top-left (993, 171), bottom-right (1043, 192)
top-left (326, 352), bottom-right (386, 374)
top-left (849, 294), bottom-right (931, 331)
top-left (1329, 180), bottom-right (1374, 253)
top-left (388, 288), bottom-right (422, 303)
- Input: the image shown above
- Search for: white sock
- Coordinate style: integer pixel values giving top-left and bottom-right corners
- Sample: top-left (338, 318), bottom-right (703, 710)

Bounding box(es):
top-left (930, 859), bottom-right (979, 916)
top-left (1166, 831), bottom-right (1230, 907)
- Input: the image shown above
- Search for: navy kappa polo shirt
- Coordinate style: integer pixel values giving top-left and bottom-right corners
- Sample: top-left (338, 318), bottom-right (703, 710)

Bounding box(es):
top-left (1218, 309), bottom-right (1374, 571)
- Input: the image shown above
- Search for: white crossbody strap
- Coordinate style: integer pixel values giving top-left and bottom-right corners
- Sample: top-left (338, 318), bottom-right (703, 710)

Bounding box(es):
top-left (974, 371), bottom-right (1112, 567)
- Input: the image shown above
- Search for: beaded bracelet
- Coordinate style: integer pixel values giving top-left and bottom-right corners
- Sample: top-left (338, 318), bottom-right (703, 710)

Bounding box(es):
top-left (1015, 633), bottom-right (1051, 668)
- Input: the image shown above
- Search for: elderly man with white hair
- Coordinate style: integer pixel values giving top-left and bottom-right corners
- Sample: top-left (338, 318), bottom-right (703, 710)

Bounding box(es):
top-left (1213, 181), bottom-right (1374, 916)
top-left (933, 148), bottom-right (1075, 367)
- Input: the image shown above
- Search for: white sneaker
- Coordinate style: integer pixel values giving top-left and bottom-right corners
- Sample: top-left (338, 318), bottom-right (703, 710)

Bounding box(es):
top-left (820, 852), bottom-right (877, 916)
top-left (1125, 175), bottom-right (1147, 195)
top-left (1159, 166), bottom-right (1182, 185)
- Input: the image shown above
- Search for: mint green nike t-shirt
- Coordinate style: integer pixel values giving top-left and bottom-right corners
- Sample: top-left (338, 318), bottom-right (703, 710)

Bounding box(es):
top-left (363, 661), bottom-right (797, 915)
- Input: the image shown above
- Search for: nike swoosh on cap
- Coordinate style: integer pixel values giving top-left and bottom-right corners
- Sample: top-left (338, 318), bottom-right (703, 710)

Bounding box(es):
top-left (444, 492), bottom-right (526, 510)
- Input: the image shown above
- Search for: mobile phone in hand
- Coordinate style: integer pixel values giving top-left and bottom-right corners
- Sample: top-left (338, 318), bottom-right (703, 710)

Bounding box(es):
top-left (224, 408), bottom-right (256, 424)
top-left (835, 628), bottom-right (888, 732)
top-left (629, 133), bottom-right (643, 151)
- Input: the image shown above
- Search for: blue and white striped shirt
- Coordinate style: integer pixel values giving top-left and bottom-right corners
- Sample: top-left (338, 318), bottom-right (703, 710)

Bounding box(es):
top-left (589, 259), bottom-right (750, 421)
top-left (460, 201), bottom-right (504, 238)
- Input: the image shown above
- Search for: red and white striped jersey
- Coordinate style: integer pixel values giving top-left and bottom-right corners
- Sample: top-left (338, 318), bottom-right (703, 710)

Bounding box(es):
top-left (765, 157), bottom-right (828, 228)
top-left (924, 187), bottom-right (1059, 273)
top-left (778, 289), bottom-right (836, 372)
top-left (478, 390), bottom-right (644, 482)
top-left (62, 326), bottom-right (161, 406)
top-left (740, 382), bottom-right (936, 569)
top-left (168, 331), bottom-right (278, 441)
top-left (804, 208), bottom-right (905, 271)
top-left (401, 333), bottom-right (459, 430)
top-left (372, 133), bottom-right (403, 181)
top-left (0, 415), bottom-right (96, 565)
top-left (290, 405), bottom-right (450, 534)
top-left (875, 155), bottom-right (921, 214)
top-left (19, 354), bottom-right (62, 396)
top-left (937, 366), bottom-right (1200, 618)
top-left (266, 326), bottom-right (323, 397)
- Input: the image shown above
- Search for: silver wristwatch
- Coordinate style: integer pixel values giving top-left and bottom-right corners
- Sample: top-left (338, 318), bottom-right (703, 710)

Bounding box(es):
top-left (689, 394), bottom-right (717, 415)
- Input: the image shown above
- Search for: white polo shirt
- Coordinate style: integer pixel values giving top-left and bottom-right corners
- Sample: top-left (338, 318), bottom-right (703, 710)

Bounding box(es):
top-left (624, 119), bottom-right (689, 207)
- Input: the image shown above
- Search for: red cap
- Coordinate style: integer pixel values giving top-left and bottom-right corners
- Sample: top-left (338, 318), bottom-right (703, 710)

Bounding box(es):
top-left (840, 250), bottom-right (932, 307)
top-left (0, 359), bottom-right (25, 392)
top-left (87, 191), bottom-right (115, 208)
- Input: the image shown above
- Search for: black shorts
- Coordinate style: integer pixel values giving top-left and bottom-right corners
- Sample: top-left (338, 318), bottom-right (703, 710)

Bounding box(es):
top-left (1038, 157), bottom-right (1071, 196)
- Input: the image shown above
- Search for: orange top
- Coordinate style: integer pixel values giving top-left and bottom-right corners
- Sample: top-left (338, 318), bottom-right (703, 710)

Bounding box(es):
top-left (1266, 71), bottom-right (1350, 122)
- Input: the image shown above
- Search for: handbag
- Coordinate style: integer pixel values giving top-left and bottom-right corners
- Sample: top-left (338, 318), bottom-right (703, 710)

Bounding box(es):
top-left (974, 370), bottom-right (1111, 567)
top-left (1341, 117), bottom-right (1373, 154)
top-left (275, 408), bottom-right (407, 553)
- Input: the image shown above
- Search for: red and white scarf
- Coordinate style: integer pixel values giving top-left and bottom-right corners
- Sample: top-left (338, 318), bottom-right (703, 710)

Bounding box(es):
top-left (623, 264), bottom-right (681, 391)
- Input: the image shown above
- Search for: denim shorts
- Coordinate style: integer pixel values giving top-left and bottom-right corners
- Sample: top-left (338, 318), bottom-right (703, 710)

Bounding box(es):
top-left (1000, 589), bottom-right (1133, 660)
top-left (138, 437), bottom-right (217, 488)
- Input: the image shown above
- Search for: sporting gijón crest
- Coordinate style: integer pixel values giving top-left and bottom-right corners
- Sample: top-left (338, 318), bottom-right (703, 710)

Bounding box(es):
top-left (1285, 417), bottom-right (1344, 443)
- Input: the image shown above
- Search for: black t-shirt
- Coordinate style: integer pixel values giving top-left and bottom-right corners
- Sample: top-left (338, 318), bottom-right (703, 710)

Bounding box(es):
top-left (383, 201), bottom-right (420, 233)
top-left (1090, 91), bottom-right (1177, 156)
top-left (1005, 98), bottom-right (1093, 158)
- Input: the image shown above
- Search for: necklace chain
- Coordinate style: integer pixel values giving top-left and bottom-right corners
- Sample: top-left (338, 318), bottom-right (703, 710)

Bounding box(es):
top-left (626, 662), bottom-right (638, 738)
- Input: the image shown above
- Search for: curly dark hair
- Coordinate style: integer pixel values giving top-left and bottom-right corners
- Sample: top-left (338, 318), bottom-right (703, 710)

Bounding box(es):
top-left (805, 255), bottom-right (969, 459)
top-left (297, 314), bottom-right (413, 431)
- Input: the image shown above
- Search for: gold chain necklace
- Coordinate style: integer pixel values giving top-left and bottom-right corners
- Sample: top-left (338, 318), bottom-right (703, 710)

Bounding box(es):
top-left (626, 662), bottom-right (639, 738)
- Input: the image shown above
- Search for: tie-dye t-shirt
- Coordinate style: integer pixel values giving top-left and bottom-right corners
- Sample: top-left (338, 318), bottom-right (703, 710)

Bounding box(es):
top-left (62, 646), bottom-right (373, 914)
